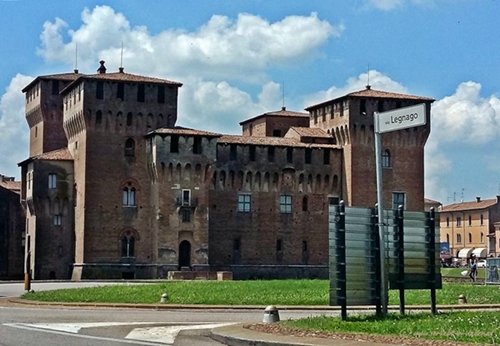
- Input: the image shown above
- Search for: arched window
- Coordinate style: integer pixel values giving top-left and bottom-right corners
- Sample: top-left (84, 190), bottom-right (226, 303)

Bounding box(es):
top-left (457, 234), bottom-right (462, 244)
top-left (302, 196), bottom-right (308, 211)
top-left (125, 138), bottom-right (135, 157)
top-left (382, 150), bottom-right (391, 168)
top-left (446, 234), bottom-right (450, 243)
top-left (122, 184), bottom-right (136, 206)
top-left (121, 236), bottom-right (135, 257)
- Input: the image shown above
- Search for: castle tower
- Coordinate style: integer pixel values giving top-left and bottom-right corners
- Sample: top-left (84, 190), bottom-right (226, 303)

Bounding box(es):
top-left (60, 61), bottom-right (182, 279)
top-left (305, 86), bottom-right (434, 211)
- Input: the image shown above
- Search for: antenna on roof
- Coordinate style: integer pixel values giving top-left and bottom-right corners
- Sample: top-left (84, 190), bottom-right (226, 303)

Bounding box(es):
top-left (119, 41), bottom-right (124, 73)
top-left (366, 63), bottom-right (371, 90)
top-left (74, 43), bottom-right (79, 74)
top-left (282, 80), bottom-right (285, 110)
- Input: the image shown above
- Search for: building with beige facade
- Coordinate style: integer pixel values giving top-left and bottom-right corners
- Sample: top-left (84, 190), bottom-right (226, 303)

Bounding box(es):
top-left (439, 196), bottom-right (500, 261)
top-left (18, 61), bottom-right (434, 280)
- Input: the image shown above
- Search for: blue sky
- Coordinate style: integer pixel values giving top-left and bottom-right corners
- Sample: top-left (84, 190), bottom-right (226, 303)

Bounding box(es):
top-left (1, 0), bottom-right (499, 205)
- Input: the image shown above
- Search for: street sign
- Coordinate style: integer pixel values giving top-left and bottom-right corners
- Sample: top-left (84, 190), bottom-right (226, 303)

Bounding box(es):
top-left (375, 103), bottom-right (426, 134)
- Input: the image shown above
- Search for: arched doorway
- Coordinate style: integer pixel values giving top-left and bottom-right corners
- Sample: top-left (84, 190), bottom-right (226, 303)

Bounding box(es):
top-left (179, 240), bottom-right (191, 269)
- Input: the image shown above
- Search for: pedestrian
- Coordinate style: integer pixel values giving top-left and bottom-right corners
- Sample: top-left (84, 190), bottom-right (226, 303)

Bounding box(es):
top-left (469, 255), bottom-right (477, 282)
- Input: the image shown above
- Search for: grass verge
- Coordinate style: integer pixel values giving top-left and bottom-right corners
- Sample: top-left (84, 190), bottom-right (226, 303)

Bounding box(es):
top-left (22, 280), bottom-right (500, 306)
top-left (280, 311), bottom-right (500, 344)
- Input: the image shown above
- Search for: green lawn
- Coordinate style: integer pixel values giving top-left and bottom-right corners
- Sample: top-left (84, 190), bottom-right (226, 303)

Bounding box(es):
top-left (22, 280), bottom-right (500, 306)
top-left (21, 279), bottom-right (500, 344)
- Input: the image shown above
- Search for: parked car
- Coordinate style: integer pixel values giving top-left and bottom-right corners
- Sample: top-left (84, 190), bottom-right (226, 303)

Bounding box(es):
top-left (477, 259), bottom-right (488, 268)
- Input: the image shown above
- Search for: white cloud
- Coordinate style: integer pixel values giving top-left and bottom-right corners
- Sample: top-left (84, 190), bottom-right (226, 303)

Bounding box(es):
top-left (0, 74), bottom-right (32, 179)
top-left (37, 6), bottom-right (342, 83)
top-left (431, 81), bottom-right (500, 145)
top-left (301, 69), bottom-right (407, 108)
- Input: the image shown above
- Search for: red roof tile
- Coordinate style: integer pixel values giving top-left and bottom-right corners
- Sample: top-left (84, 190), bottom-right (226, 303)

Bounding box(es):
top-left (61, 72), bottom-right (182, 94)
top-left (0, 180), bottom-right (21, 193)
top-left (288, 127), bottom-right (331, 138)
top-left (239, 108), bottom-right (309, 125)
top-left (440, 198), bottom-right (498, 212)
top-left (217, 134), bottom-right (339, 148)
top-left (305, 87), bottom-right (434, 110)
top-left (149, 127), bottom-right (221, 137)
top-left (18, 148), bottom-right (73, 166)
top-left (22, 72), bottom-right (82, 92)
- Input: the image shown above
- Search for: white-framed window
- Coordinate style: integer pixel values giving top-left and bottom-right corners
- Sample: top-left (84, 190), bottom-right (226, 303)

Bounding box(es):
top-left (48, 173), bottom-right (57, 189)
top-left (392, 192), bottom-right (406, 210)
top-left (382, 150), bottom-right (391, 168)
top-left (182, 189), bottom-right (191, 206)
top-left (54, 214), bottom-right (62, 226)
top-left (280, 195), bottom-right (292, 214)
top-left (238, 194), bottom-right (251, 212)
top-left (122, 186), bottom-right (136, 206)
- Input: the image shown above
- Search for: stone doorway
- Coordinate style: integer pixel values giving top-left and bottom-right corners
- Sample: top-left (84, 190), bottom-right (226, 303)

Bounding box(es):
top-left (179, 240), bottom-right (191, 269)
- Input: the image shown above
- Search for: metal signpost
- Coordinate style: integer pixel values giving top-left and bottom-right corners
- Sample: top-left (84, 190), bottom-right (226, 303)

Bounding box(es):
top-left (374, 103), bottom-right (426, 316)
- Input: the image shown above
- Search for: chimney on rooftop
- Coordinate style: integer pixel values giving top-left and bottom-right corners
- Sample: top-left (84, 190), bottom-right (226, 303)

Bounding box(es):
top-left (366, 85), bottom-right (371, 90)
top-left (118, 67), bottom-right (124, 73)
top-left (97, 60), bottom-right (107, 74)
top-left (74, 69), bottom-right (79, 74)
top-left (476, 197), bottom-right (481, 203)
top-left (281, 106), bottom-right (286, 111)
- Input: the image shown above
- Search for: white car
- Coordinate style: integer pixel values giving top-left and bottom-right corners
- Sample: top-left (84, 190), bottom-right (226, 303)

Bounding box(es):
top-left (477, 260), bottom-right (488, 268)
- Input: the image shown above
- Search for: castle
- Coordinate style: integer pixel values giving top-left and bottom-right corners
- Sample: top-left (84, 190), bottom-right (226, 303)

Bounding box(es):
top-left (18, 61), bottom-right (434, 280)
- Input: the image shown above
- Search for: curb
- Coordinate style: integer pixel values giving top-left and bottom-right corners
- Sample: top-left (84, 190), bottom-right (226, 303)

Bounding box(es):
top-left (8, 297), bottom-right (500, 311)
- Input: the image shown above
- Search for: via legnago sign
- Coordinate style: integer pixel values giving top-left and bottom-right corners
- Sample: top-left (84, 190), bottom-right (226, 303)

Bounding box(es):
top-left (375, 103), bottom-right (426, 134)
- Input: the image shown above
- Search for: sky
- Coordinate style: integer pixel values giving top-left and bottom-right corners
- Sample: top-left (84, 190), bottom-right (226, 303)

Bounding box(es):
top-left (1, 0), bottom-right (499, 205)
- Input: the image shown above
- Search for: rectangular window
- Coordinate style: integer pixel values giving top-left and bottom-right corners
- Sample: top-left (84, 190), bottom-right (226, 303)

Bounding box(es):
top-left (182, 189), bottom-right (191, 206)
top-left (48, 173), bottom-right (57, 189)
top-left (96, 81), bottom-right (104, 99)
top-left (446, 217), bottom-right (450, 227)
top-left (52, 80), bottom-right (59, 95)
top-left (53, 214), bottom-right (62, 226)
top-left (193, 137), bottom-right (202, 154)
top-left (328, 197), bottom-right (340, 205)
top-left (268, 147), bottom-right (275, 162)
top-left (276, 239), bottom-right (283, 252)
top-left (480, 214), bottom-right (484, 225)
top-left (468, 215), bottom-right (472, 226)
top-left (286, 148), bottom-right (293, 164)
top-left (238, 194), bottom-right (251, 212)
top-left (182, 209), bottom-right (191, 222)
top-left (323, 149), bottom-right (330, 164)
top-left (117, 83), bottom-right (124, 100)
top-left (170, 135), bottom-right (179, 153)
top-left (280, 195), bottom-right (292, 214)
top-left (230, 145), bottom-right (237, 160)
top-left (456, 217), bottom-right (461, 227)
top-left (360, 99), bottom-right (366, 114)
top-left (392, 192), bottom-right (405, 210)
top-left (233, 238), bottom-right (240, 251)
top-left (272, 129), bottom-right (281, 137)
top-left (305, 148), bottom-right (312, 164)
top-left (137, 84), bottom-right (145, 102)
top-left (249, 146), bottom-right (256, 162)
top-left (157, 85), bottom-right (165, 104)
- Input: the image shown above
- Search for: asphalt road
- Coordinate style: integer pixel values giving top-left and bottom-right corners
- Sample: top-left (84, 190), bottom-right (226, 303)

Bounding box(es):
top-left (0, 282), bottom-right (333, 345)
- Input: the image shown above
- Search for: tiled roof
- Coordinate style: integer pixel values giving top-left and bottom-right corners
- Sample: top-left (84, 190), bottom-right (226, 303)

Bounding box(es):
top-left (0, 180), bottom-right (21, 193)
top-left (18, 148), bottom-right (73, 166)
top-left (22, 72), bottom-right (82, 92)
top-left (148, 127), bottom-right (221, 137)
top-left (239, 108), bottom-right (309, 125)
top-left (288, 127), bottom-right (331, 138)
top-left (424, 198), bottom-right (441, 205)
top-left (61, 72), bottom-right (182, 94)
top-left (305, 87), bottom-right (434, 110)
top-left (440, 198), bottom-right (498, 212)
top-left (217, 135), bottom-right (339, 148)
